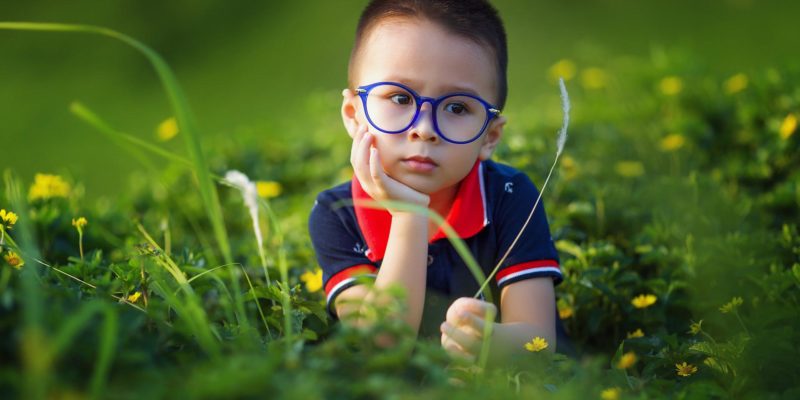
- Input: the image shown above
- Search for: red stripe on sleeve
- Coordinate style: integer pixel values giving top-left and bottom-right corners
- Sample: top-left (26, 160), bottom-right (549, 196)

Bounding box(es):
top-left (324, 264), bottom-right (378, 296)
top-left (495, 259), bottom-right (560, 283)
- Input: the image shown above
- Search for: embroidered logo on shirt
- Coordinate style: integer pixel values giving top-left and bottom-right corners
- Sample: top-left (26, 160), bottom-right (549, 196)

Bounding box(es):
top-left (353, 242), bottom-right (367, 254)
top-left (504, 182), bottom-right (514, 193)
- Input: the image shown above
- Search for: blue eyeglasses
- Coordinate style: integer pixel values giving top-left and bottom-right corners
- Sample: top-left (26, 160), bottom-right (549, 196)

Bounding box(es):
top-left (355, 81), bottom-right (501, 144)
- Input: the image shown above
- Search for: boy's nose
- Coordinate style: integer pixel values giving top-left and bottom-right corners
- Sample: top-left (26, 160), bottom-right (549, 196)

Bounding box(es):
top-left (408, 102), bottom-right (438, 142)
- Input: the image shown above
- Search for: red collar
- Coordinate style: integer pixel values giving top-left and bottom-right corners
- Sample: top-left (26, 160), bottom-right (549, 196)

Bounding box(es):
top-left (351, 160), bottom-right (488, 262)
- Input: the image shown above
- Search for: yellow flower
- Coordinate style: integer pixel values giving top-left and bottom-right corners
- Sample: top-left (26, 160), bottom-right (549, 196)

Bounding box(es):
top-left (256, 181), bottom-right (282, 199)
top-left (631, 294), bottom-right (657, 309)
top-left (558, 305), bottom-right (574, 319)
top-left (581, 67), bottom-right (608, 90)
top-left (157, 117), bottom-right (179, 141)
top-left (659, 76), bottom-right (683, 96)
top-left (4, 251), bottom-right (24, 269)
top-left (600, 387), bottom-right (621, 400)
top-left (688, 319), bottom-right (703, 335)
top-left (675, 362), bottom-right (698, 377)
top-left (300, 268), bottom-right (323, 292)
top-left (28, 173), bottom-right (71, 201)
top-left (615, 161), bottom-right (645, 178)
top-left (659, 133), bottom-right (686, 152)
top-left (549, 59), bottom-right (577, 82)
top-left (627, 328), bottom-right (644, 339)
top-left (1, 209), bottom-right (18, 229)
top-left (71, 217), bottom-right (88, 230)
top-left (719, 296), bottom-right (743, 313)
top-left (524, 336), bottom-right (548, 352)
top-left (127, 291), bottom-right (142, 303)
top-left (616, 351), bottom-right (637, 369)
top-left (724, 73), bottom-right (748, 94)
top-left (72, 217), bottom-right (88, 261)
top-left (779, 114), bottom-right (797, 140)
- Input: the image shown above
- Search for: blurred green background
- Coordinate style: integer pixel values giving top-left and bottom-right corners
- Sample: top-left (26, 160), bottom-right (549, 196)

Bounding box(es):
top-left (2, 0), bottom-right (799, 197)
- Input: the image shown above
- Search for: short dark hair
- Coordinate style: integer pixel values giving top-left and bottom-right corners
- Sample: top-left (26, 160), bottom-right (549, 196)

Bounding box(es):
top-left (348, 0), bottom-right (508, 110)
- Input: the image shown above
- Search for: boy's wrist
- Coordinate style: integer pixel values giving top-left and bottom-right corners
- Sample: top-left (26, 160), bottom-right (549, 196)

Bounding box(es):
top-left (386, 194), bottom-right (430, 218)
top-left (390, 210), bottom-right (428, 224)
top-left (387, 193), bottom-right (430, 213)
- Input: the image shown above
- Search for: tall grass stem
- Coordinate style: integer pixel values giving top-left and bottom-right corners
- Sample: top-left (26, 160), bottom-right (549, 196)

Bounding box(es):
top-left (473, 78), bottom-right (570, 298)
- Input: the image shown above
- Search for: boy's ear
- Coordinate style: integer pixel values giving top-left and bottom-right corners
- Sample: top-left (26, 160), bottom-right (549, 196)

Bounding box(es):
top-left (341, 88), bottom-right (360, 139)
top-left (478, 115), bottom-right (506, 161)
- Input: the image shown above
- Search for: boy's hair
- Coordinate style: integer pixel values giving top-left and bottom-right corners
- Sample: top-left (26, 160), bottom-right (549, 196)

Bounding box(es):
top-left (349, 0), bottom-right (508, 110)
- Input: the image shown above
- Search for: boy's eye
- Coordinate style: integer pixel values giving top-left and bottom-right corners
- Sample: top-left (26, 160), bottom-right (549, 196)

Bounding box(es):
top-left (390, 94), bottom-right (412, 105)
top-left (444, 102), bottom-right (469, 115)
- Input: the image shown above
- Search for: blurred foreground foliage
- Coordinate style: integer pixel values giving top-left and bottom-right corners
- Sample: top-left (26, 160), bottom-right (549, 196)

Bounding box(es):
top-left (1, 51), bottom-right (799, 399)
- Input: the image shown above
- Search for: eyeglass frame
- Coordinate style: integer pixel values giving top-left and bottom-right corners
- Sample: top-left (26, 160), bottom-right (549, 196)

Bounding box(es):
top-left (355, 81), bottom-right (501, 145)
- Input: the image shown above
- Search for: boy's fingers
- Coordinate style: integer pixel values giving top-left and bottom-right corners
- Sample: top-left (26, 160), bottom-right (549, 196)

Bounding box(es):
top-left (350, 124), bottom-right (369, 166)
top-left (441, 322), bottom-right (480, 354)
top-left (369, 147), bottom-right (387, 193)
top-left (466, 298), bottom-right (497, 318)
top-left (447, 298), bottom-right (497, 323)
top-left (351, 125), bottom-right (367, 160)
top-left (446, 312), bottom-right (485, 340)
top-left (353, 131), bottom-right (374, 187)
top-left (441, 332), bottom-right (476, 363)
top-left (360, 131), bottom-right (373, 169)
top-left (357, 123), bottom-right (368, 142)
top-left (461, 313), bottom-right (486, 333)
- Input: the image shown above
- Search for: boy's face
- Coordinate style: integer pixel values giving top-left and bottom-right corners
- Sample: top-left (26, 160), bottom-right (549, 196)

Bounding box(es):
top-left (342, 17), bottom-right (506, 195)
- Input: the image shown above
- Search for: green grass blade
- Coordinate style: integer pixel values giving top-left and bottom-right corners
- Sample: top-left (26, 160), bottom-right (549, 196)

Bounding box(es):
top-left (47, 301), bottom-right (118, 400)
top-left (90, 304), bottom-right (118, 400)
top-left (69, 101), bottom-right (193, 168)
top-left (4, 170), bottom-right (48, 400)
top-left (258, 197), bottom-right (295, 351)
top-left (239, 263), bottom-right (273, 339)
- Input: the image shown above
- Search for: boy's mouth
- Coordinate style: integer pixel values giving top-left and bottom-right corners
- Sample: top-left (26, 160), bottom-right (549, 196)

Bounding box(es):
top-left (402, 155), bottom-right (438, 172)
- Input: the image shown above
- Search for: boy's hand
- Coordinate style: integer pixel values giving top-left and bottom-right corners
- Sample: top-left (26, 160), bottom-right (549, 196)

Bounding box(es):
top-left (440, 297), bottom-right (497, 363)
top-left (350, 124), bottom-right (430, 212)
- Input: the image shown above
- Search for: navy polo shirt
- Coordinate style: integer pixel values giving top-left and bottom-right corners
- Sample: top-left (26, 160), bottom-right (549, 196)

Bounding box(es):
top-left (308, 159), bottom-right (562, 337)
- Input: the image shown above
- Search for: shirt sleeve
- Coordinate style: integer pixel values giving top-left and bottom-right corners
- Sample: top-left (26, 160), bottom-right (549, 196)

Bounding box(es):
top-left (308, 192), bottom-right (378, 317)
top-left (492, 172), bottom-right (562, 289)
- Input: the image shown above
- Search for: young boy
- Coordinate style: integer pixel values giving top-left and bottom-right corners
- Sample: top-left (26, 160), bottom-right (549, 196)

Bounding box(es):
top-left (308, 0), bottom-right (563, 363)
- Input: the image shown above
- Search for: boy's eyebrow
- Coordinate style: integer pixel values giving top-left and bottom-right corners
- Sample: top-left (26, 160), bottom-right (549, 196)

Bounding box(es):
top-left (384, 77), bottom-right (484, 97)
top-left (439, 84), bottom-right (482, 96)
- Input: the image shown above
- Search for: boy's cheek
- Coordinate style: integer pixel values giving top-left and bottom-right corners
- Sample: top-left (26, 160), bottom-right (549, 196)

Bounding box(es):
top-left (371, 137), bottom-right (397, 164)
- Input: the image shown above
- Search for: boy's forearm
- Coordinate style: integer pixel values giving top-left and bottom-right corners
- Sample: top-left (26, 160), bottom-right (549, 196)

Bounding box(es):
top-left (365, 212), bottom-right (429, 332)
top-left (488, 321), bottom-right (556, 364)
